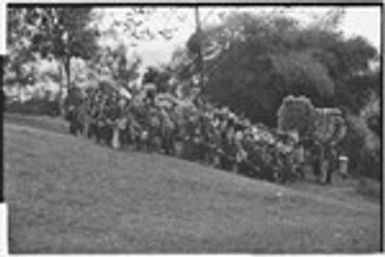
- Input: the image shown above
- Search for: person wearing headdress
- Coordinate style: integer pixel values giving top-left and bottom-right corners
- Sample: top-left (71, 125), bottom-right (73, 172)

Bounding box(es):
top-left (219, 115), bottom-right (236, 171)
top-left (234, 122), bottom-right (248, 175)
top-left (64, 87), bottom-right (84, 135)
top-left (111, 95), bottom-right (129, 149)
top-left (159, 105), bottom-right (176, 155)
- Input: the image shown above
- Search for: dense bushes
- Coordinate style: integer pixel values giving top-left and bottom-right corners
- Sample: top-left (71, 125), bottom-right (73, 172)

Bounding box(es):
top-left (5, 95), bottom-right (61, 117)
top-left (342, 114), bottom-right (381, 180)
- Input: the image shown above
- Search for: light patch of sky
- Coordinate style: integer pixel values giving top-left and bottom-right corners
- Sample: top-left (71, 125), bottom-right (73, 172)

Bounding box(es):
top-left (277, 7), bottom-right (381, 50)
top-left (96, 6), bottom-right (381, 69)
top-left (95, 7), bottom-right (195, 69)
top-left (340, 7), bottom-right (381, 50)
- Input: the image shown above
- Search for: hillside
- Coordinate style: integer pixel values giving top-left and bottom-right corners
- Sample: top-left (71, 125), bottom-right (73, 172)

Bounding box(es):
top-left (4, 115), bottom-right (381, 253)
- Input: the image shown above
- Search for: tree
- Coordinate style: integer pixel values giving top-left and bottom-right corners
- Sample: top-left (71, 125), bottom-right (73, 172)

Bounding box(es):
top-left (89, 44), bottom-right (142, 92)
top-left (92, 7), bottom-right (189, 93)
top-left (185, 10), bottom-right (379, 126)
top-left (336, 68), bottom-right (380, 114)
top-left (4, 8), bottom-right (40, 102)
top-left (20, 7), bottom-right (99, 114)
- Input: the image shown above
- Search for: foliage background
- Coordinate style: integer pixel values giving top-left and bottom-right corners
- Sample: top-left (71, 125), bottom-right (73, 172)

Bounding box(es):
top-left (4, 6), bottom-right (381, 179)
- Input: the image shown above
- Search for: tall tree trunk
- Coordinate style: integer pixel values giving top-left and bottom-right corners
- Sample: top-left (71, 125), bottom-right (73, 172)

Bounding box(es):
top-left (64, 55), bottom-right (71, 91)
top-left (60, 56), bottom-right (71, 117)
top-left (58, 61), bottom-right (66, 117)
top-left (194, 7), bottom-right (204, 96)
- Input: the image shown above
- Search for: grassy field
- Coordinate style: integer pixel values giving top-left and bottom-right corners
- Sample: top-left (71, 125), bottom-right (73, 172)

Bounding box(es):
top-left (4, 114), bottom-right (382, 253)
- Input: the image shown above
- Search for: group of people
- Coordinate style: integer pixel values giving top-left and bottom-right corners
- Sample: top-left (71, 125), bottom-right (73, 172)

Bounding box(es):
top-left (64, 83), bottom-right (340, 184)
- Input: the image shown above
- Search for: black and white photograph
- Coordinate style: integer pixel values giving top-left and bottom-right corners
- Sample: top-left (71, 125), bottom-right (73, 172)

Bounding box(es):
top-left (2, 1), bottom-right (383, 254)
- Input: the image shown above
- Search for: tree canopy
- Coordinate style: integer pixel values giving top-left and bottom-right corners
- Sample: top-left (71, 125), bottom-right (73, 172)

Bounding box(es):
top-left (185, 10), bottom-right (379, 126)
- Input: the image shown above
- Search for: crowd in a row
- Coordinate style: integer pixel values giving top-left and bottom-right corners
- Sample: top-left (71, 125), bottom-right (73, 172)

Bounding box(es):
top-left (64, 84), bottom-right (335, 184)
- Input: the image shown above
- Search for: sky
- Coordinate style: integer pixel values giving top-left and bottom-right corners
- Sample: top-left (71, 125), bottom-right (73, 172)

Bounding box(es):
top-left (340, 7), bottom-right (381, 50)
top-left (96, 6), bottom-right (381, 69)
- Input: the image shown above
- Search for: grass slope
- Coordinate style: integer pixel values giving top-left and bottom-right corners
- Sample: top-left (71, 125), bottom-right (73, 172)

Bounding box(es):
top-left (4, 117), bottom-right (381, 253)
